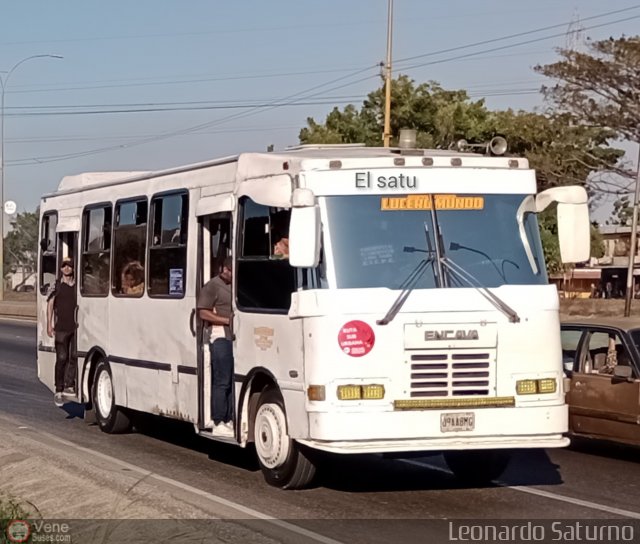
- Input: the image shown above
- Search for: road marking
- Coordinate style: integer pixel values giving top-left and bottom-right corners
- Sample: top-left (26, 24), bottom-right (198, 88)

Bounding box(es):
top-left (14, 424), bottom-right (346, 544)
top-left (399, 459), bottom-right (640, 519)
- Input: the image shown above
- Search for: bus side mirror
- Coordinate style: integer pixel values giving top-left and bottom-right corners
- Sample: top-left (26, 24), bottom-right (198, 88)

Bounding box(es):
top-left (40, 239), bottom-right (49, 252)
top-left (536, 186), bottom-right (590, 264)
top-left (289, 189), bottom-right (321, 268)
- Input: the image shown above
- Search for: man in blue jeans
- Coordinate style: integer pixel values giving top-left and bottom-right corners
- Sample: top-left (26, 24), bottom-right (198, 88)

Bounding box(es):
top-left (197, 257), bottom-right (234, 437)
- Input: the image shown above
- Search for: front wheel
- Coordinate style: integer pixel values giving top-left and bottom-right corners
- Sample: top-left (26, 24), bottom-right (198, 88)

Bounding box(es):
top-left (443, 450), bottom-right (511, 485)
top-left (92, 359), bottom-right (131, 434)
top-left (253, 388), bottom-right (316, 489)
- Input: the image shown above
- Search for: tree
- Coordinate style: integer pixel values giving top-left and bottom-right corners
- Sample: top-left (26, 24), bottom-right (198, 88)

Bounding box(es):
top-left (488, 110), bottom-right (622, 195)
top-left (607, 195), bottom-right (633, 225)
top-left (300, 75), bottom-right (622, 194)
top-left (300, 76), bottom-right (492, 148)
top-left (3, 210), bottom-right (38, 288)
top-left (536, 36), bottom-right (640, 195)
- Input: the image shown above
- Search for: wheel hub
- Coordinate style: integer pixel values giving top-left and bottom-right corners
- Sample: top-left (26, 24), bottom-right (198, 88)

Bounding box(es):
top-left (96, 369), bottom-right (113, 418)
top-left (255, 403), bottom-right (289, 469)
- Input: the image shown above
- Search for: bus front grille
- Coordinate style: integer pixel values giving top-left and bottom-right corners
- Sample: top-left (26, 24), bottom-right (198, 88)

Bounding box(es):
top-left (408, 351), bottom-right (495, 397)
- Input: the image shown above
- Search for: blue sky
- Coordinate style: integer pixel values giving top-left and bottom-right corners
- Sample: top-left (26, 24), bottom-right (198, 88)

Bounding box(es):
top-left (1, 0), bottom-right (639, 222)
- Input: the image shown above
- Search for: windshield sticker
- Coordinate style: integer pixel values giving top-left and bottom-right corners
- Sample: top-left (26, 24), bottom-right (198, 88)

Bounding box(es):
top-left (360, 244), bottom-right (395, 267)
top-left (381, 194), bottom-right (484, 211)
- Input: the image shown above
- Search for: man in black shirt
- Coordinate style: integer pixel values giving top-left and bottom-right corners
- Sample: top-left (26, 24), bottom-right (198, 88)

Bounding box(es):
top-left (47, 257), bottom-right (77, 407)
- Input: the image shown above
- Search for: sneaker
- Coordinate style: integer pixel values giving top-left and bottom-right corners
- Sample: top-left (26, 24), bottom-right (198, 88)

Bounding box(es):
top-left (62, 387), bottom-right (75, 397)
top-left (54, 392), bottom-right (64, 407)
top-left (213, 422), bottom-right (234, 438)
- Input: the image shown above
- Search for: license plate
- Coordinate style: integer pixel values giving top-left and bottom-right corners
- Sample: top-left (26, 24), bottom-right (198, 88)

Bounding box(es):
top-left (440, 412), bottom-right (475, 432)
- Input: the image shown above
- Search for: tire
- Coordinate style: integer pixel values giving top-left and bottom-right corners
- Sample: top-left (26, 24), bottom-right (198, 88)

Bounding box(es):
top-left (92, 359), bottom-right (131, 434)
top-left (443, 450), bottom-right (511, 485)
top-left (253, 387), bottom-right (316, 489)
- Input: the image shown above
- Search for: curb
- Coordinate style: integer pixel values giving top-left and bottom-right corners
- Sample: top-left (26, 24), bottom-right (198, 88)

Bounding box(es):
top-left (0, 302), bottom-right (37, 320)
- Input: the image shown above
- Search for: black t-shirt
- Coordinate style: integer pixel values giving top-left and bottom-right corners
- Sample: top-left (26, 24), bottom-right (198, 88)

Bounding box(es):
top-left (49, 280), bottom-right (77, 332)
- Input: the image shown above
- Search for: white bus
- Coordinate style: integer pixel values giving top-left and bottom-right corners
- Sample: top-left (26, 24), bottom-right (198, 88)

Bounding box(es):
top-left (37, 143), bottom-right (590, 489)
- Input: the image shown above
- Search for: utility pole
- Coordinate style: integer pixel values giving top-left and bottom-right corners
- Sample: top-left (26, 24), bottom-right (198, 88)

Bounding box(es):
top-left (624, 145), bottom-right (640, 316)
top-left (383, 0), bottom-right (393, 147)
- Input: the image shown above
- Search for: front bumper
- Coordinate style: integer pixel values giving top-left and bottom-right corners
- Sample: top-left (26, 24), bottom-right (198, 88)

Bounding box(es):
top-left (299, 403), bottom-right (568, 454)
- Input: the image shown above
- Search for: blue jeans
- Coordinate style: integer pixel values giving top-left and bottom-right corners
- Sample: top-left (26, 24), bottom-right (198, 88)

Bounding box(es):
top-left (210, 338), bottom-right (234, 425)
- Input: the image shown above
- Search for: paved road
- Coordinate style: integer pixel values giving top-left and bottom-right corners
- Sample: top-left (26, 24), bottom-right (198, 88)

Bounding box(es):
top-left (1, 320), bottom-right (640, 543)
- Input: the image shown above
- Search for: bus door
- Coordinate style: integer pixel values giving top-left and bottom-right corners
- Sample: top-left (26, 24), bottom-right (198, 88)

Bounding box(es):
top-left (76, 205), bottom-right (112, 403)
top-left (195, 195), bottom-right (234, 430)
top-left (37, 211), bottom-right (79, 394)
top-left (233, 197), bottom-right (305, 430)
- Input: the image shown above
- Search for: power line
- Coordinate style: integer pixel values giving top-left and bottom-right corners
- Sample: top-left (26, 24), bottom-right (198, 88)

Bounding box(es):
top-left (7, 6), bottom-right (636, 96)
top-left (6, 124), bottom-right (301, 144)
top-left (400, 14), bottom-right (640, 71)
top-left (4, 66), bottom-right (368, 95)
top-left (8, 66), bottom-right (380, 165)
top-left (7, 6), bottom-right (638, 165)
top-left (4, 94), bottom-right (365, 111)
top-left (3, 98), bottom-right (364, 118)
top-left (394, 4), bottom-right (640, 65)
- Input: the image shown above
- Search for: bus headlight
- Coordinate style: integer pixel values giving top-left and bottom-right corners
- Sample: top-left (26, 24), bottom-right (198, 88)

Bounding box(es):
top-left (362, 384), bottom-right (385, 399)
top-left (516, 379), bottom-right (538, 395)
top-left (537, 378), bottom-right (557, 394)
top-left (516, 378), bottom-right (557, 395)
top-left (336, 384), bottom-right (385, 400)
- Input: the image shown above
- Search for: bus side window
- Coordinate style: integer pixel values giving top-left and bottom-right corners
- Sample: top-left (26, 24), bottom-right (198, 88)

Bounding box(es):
top-left (149, 192), bottom-right (188, 297)
top-left (39, 212), bottom-right (58, 295)
top-left (210, 214), bottom-right (231, 278)
top-left (112, 198), bottom-right (148, 297)
top-left (81, 205), bottom-right (112, 296)
top-left (236, 197), bottom-right (295, 311)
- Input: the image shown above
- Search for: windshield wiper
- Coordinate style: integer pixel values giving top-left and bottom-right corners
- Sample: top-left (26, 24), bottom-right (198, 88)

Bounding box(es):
top-left (429, 193), bottom-right (520, 323)
top-left (439, 257), bottom-right (520, 323)
top-left (377, 222), bottom-right (434, 325)
top-left (377, 194), bottom-right (520, 325)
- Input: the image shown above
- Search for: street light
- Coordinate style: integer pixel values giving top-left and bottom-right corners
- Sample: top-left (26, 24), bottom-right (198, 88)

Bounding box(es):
top-left (0, 54), bottom-right (63, 301)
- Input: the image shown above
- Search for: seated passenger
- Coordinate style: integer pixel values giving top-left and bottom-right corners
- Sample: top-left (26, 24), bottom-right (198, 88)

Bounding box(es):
top-left (121, 261), bottom-right (144, 295)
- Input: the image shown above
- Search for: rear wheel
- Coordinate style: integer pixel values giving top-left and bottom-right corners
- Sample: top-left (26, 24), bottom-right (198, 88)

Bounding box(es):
top-left (444, 450), bottom-right (511, 485)
top-left (92, 359), bottom-right (131, 434)
top-left (253, 388), bottom-right (316, 489)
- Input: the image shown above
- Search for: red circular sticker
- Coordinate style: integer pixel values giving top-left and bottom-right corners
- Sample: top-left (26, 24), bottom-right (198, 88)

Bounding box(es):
top-left (338, 320), bottom-right (375, 357)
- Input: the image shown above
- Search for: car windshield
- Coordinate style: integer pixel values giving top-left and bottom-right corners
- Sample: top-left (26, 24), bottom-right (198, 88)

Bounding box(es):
top-left (324, 194), bottom-right (547, 290)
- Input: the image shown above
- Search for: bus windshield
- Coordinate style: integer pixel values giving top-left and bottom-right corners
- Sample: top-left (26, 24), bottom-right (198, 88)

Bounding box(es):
top-left (324, 194), bottom-right (547, 290)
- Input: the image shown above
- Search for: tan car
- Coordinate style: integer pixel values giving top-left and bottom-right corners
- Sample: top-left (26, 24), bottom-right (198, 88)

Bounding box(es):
top-left (561, 318), bottom-right (640, 447)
